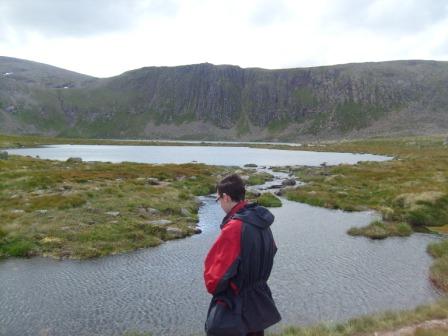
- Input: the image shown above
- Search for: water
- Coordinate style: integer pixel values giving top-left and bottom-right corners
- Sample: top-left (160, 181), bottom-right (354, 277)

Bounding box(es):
top-left (0, 198), bottom-right (440, 336)
top-left (0, 145), bottom-right (440, 336)
top-left (6, 144), bottom-right (390, 166)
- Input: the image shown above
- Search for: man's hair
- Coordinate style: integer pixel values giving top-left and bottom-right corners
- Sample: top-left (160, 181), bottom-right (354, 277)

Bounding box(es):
top-left (217, 174), bottom-right (246, 202)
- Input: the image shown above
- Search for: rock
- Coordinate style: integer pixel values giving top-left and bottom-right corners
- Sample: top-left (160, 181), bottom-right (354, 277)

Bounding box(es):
top-left (35, 209), bottom-right (48, 215)
top-left (0, 151), bottom-right (8, 160)
top-left (282, 178), bottom-right (296, 186)
top-left (138, 207), bottom-right (160, 218)
top-left (166, 227), bottom-right (184, 238)
top-left (444, 137), bottom-right (448, 145)
top-left (147, 178), bottom-right (160, 185)
top-left (189, 176), bottom-right (197, 180)
top-left (246, 187), bottom-right (261, 197)
top-left (180, 208), bottom-right (192, 217)
top-left (267, 184), bottom-right (283, 189)
top-left (148, 219), bottom-right (172, 226)
top-left (148, 207), bottom-right (160, 215)
top-left (275, 186), bottom-right (295, 196)
top-left (194, 227), bottom-right (202, 234)
top-left (244, 163), bottom-right (257, 168)
top-left (66, 157), bottom-right (82, 163)
top-left (11, 209), bottom-right (25, 214)
top-left (105, 211), bottom-right (120, 217)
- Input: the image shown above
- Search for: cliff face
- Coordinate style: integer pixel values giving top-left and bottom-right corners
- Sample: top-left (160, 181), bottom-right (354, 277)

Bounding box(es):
top-left (1, 56), bottom-right (447, 140)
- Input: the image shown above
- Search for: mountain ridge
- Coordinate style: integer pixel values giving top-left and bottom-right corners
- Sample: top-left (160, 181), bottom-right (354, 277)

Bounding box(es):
top-left (1, 56), bottom-right (447, 141)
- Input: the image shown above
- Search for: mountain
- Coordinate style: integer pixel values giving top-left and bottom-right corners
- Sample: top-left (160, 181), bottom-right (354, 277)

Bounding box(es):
top-left (1, 56), bottom-right (448, 141)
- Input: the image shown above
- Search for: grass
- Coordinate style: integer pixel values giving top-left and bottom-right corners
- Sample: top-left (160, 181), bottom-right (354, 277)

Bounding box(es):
top-left (0, 149), bottom-right (270, 259)
top-left (274, 299), bottom-right (448, 336)
top-left (427, 240), bottom-right (448, 291)
top-left (257, 193), bottom-right (282, 207)
top-left (247, 172), bottom-right (274, 186)
top-left (0, 154), bottom-right (231, 259)
top-left (284, 136), bottom-right (448, 236)
top-left (348, 220), bottom-right (413, 239)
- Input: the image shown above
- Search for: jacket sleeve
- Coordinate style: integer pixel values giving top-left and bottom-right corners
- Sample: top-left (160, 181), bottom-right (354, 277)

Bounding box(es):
top-left (204, 219), bottom-right (243, 295)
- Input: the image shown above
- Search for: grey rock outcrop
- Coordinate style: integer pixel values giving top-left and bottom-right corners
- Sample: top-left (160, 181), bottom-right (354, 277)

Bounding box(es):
top-left (2, 56), bottom-right (448, 140)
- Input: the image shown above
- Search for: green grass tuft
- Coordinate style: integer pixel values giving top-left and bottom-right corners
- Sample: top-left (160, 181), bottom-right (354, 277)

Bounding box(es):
top-left (257, 193), bottom-right (282, 207)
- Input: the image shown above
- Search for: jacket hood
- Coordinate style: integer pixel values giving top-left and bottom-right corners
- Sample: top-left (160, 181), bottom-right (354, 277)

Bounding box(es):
top-left (233, 203), bottom-right (274, 229)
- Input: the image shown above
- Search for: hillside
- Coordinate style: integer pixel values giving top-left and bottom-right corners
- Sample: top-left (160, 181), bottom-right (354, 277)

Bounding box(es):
top-left (1, 56), bottom-right (447, 140)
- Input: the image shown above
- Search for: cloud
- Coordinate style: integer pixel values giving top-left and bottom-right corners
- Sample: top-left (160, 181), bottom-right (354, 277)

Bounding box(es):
top-left (326, 0), bottom-right (448, 34)
top-left (249, 0), bottom-right (292, 26)
top-left (0, 0), bottom-right (179, 39)
top-left (1, 0), bottom-right (448, 77)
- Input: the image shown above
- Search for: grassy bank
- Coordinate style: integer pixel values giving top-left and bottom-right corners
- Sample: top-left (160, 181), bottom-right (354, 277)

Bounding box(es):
top-left (284, 136), bottom-right (448, 238)
top-left (275, 299), bottom-right (448, 336)
top-left (278, 136), bottom-right (448, 291)
top-left (0, 154), bottom-right (232, 259)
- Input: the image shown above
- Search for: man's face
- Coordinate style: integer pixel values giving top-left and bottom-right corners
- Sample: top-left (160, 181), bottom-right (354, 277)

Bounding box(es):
top-left (216, 192), bottom-right (234, 214)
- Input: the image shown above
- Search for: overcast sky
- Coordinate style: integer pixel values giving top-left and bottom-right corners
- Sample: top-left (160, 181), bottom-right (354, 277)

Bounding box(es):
top-left (1, 0), bottom-right (448, 78)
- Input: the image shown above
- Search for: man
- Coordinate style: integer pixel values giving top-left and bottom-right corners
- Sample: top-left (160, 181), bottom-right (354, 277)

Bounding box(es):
top-left (204, 174), bottom-right (281, 336)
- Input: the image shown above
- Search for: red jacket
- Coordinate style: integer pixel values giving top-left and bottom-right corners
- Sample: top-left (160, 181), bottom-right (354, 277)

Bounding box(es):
top-left (204, 201), bottom-right (281, 332)
top-left (204, 201), bottom-right (247, 295)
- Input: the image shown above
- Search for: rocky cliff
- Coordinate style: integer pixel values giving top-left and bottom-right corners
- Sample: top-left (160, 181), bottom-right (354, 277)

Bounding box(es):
top-left (1, 56), bottom-right (447, 140)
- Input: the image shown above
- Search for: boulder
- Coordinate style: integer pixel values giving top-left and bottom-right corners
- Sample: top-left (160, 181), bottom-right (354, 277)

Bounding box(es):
top-left (147, 178), bottom-right (160, 185)
top-left (282, 178), bottom-right (296, 186)
top-left (166, 227), bottom-right (184, 238)
top-left (275, 186), bottom-right (296, 196)
top-left (0, 151), bottom-right (8, 160)
top-left (194, 227), bottom-right (202, 234)
top-left (138, 207), bottom-right (160, 218)
top-left (246, 187), bottom-right (261, 197)
top-left (244, 163), bottom-right (257, 168)
top-left (148, 219), bottom-right (172, 226)
top-left (35, 209), bottom-right (48, 215)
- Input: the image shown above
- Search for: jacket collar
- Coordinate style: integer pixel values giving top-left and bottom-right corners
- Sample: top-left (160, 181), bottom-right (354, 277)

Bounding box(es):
top-left (220, 201), bottom-right (248, 229)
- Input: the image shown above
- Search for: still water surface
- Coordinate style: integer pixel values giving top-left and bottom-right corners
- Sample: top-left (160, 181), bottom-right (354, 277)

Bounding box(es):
top-left (6, 144), bottom-right (390, 166)
top-left (0, 145), bottom-right (441, 336)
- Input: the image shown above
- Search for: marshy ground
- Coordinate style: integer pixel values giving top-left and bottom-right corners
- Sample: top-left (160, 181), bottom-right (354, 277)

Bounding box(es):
top-left (1, 133), bottom-right (448, 336)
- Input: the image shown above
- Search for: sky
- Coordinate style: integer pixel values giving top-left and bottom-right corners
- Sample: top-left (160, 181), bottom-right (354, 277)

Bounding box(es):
top-left (1, 0), bottom-right (448, 78)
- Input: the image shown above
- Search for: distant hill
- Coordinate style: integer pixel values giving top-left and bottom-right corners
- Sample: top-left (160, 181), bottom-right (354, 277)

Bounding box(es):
top-left (1, 56), bottom-right (447, 141)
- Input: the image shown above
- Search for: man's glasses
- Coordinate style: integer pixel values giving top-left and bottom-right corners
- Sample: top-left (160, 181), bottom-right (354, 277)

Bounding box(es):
top-left (215, 194), bottom-right (222, 202)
